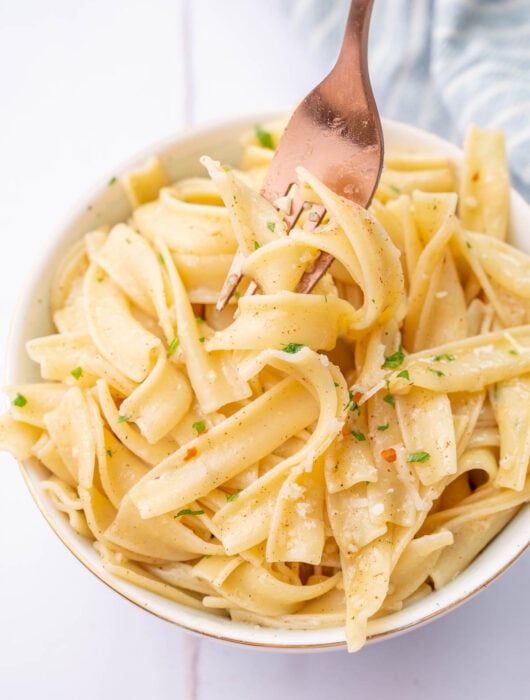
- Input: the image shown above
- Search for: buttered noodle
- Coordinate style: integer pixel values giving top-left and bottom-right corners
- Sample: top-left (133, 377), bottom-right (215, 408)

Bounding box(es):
top-left (2, 122), bottom-right (530, 651)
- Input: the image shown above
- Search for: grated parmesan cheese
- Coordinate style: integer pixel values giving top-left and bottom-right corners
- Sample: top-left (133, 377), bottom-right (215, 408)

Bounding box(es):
top-left (370, 503), bottom-right (385, 517)
top-left (273, 195), bottom-right (292, 214)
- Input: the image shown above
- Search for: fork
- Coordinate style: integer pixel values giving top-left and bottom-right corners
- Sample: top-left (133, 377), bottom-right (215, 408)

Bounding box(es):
top-left (216, 0), bottom-right (383, 311)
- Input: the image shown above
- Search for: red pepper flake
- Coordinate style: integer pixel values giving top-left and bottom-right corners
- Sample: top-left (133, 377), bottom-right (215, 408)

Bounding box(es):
top-left (184, 447), bottom-right (197, 461)
top-left (381, 448), bottom-right (397, 463)
top-left (471, 172), bottom-right (480, 182)
top-left (341, 425), bottom-right (350, 437)
top-left (352, 391), bottom-right (363, 403)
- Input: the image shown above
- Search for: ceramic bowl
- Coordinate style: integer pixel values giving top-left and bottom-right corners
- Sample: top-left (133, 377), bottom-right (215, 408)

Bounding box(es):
top-left (7, 114), bottom-right (530, 650)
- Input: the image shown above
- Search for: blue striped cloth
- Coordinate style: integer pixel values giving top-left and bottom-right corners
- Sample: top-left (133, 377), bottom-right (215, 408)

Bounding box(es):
top-left (281, 0), bottom-right (530, 200)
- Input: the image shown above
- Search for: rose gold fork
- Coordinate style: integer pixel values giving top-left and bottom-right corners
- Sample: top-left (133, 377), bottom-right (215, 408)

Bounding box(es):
top-left (216, 0), bottom-right (383, 311)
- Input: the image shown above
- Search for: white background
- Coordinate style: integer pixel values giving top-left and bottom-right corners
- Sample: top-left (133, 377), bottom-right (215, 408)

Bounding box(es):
top-left (1, 2), bottom-right (529, 698)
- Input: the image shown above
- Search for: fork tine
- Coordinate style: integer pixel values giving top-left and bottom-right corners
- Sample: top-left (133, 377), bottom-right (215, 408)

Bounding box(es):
top-left (215, 249), bottom-right (247, 311)
top-left (295, 251), bottom-right (335, 293)
top-left (216, 192), bottom-right (307, 312)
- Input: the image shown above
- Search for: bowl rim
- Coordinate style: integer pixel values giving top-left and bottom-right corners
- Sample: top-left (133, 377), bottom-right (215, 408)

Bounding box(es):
top-left (6, 112), bottom-right (530, 651)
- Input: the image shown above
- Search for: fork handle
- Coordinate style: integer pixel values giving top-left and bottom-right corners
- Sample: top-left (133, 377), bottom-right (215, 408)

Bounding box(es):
top-left (335, 0), bottom-right (374, 79)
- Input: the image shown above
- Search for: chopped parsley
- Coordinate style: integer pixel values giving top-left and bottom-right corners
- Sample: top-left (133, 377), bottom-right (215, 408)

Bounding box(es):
top-left (351, 430), bottom-right (366, 442)
top-left (255, 125), bottom-right (274, 150)
top-left (118, 415), bottom-right (131, 423)
top-left (509, 349), bottom-right (518, 355)
top-left (195, 315), bottom-right (206, 324)
top-left (13, 393), bottom-right (27, 407)
top-left (106, 448), bottom-right (113, 458)
top-left (427, 367), bottom-right (445, 377)
top-left (198, 337), bottom-right (205, 343)
top-left (282, 343), bottom-right (306, 354)
top-left (383, 345), bottom-right (405, 369)
top-left (158, 253), bottom-right (165, 265)
top-left (108, 176), bottom-right (117, 186)
top-left (221, 165), bottom-right (231, 172)
top-left (253, 240), bottom-right (260, 250)
top-left (226, 493), bottom-right (240, 502)
top-left (389, 184), bottom-right (401, 194)
top-left (433, 353), bottom-right (455, 362)
top-left (192, 420), bottom-right (206, 435)
top-left (383, 393), bottom-right (395, 407)
top-left (407, 451), bottom-right (431, 463)
top-left (174, 508), bottom-right (204, 518)
top-left (466, 241), bottom-right (472, 249)
top-left (266, 222), bottom-right (276, 233)
top-left (345, 390), bottom-right (362, 415)
top-left (397, 369), bottom-right (410, 380)
top-left (168, 337), bottom-right (180, 355)
top-left (69, 366), bottom-right (84, 381)
top-left (377, 423), bottom-right (390, 431)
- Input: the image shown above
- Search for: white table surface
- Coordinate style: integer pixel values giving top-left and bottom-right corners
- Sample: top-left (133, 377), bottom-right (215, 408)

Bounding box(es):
top-left (1, 2), bottom-right (529, 698)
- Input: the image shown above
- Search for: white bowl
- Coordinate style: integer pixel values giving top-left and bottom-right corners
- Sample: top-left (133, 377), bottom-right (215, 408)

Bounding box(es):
top-left (7, 114), bottom-right (530, 651)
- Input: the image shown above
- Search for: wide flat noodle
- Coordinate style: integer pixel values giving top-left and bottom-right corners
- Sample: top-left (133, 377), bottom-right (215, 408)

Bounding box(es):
top-left (84, 263), bottom-right (161, 382)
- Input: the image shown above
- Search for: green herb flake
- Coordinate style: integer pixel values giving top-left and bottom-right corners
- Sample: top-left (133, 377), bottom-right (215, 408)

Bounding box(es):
top-left (253, 240), bottom-right (260, 250)
top-left (383, 393), bottom-right (395, 407)
top-left (345, 390), bottom-right (362, 415)
top-left (255, 125), bottom-right (274, 150)
top-left (466, 241), bottom-right (472, 249)
top-left (192, 420), bottom-right (206, 435)
top-left (226, 493), bottom-right (239, 502)
top-left (389, 184), bottom-right (401, 194)
top-left (195, 315), bottom-right (206, 324)
top-left (97, 276), bottom-right (105, 283)
top-left (221, 165), bottom-right (231, 172)
top-left (266, 221), bottom-right (276, 233)
top-left (234, 290), bottom-right (241, 300)
top-left (351, 430), bottom-right (366, 442)
top-left (168, 337), bottom-right (180, 355)
top-left (106, 448), bottom-right (113, 458)
top-left (407, 451), bottom-right (431, 463)
top-left (397, 369), bottom-right (410, 380)
top-left (509, 349), bottom-right (518, 355)
top-left (158, 252), bottom-right (165, 265)
top-left (198, 337), bottom-right (205, 343)
top-left (383, 345), bottom-right (405, 369)
top-left (282, 343), bottom-right (306, 354)
top-left (71, 366), bottom-right (83, 380)
top-left (13, 393), bottom-right (27, 408)
top-left (108, 176), bottom-right (117, 186)
top-left (427, 367), bottom-right (445, 377)
top-left (174, 508), bottom-right (205, 518)
top-left (377, 423), bottom-right (390, 432)
top-left (333, 382), bottom-right (340, 388)
top-left (433, 353), bottom-right (456, 362)
top-left (118, 415), bottom-right (131, 423)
